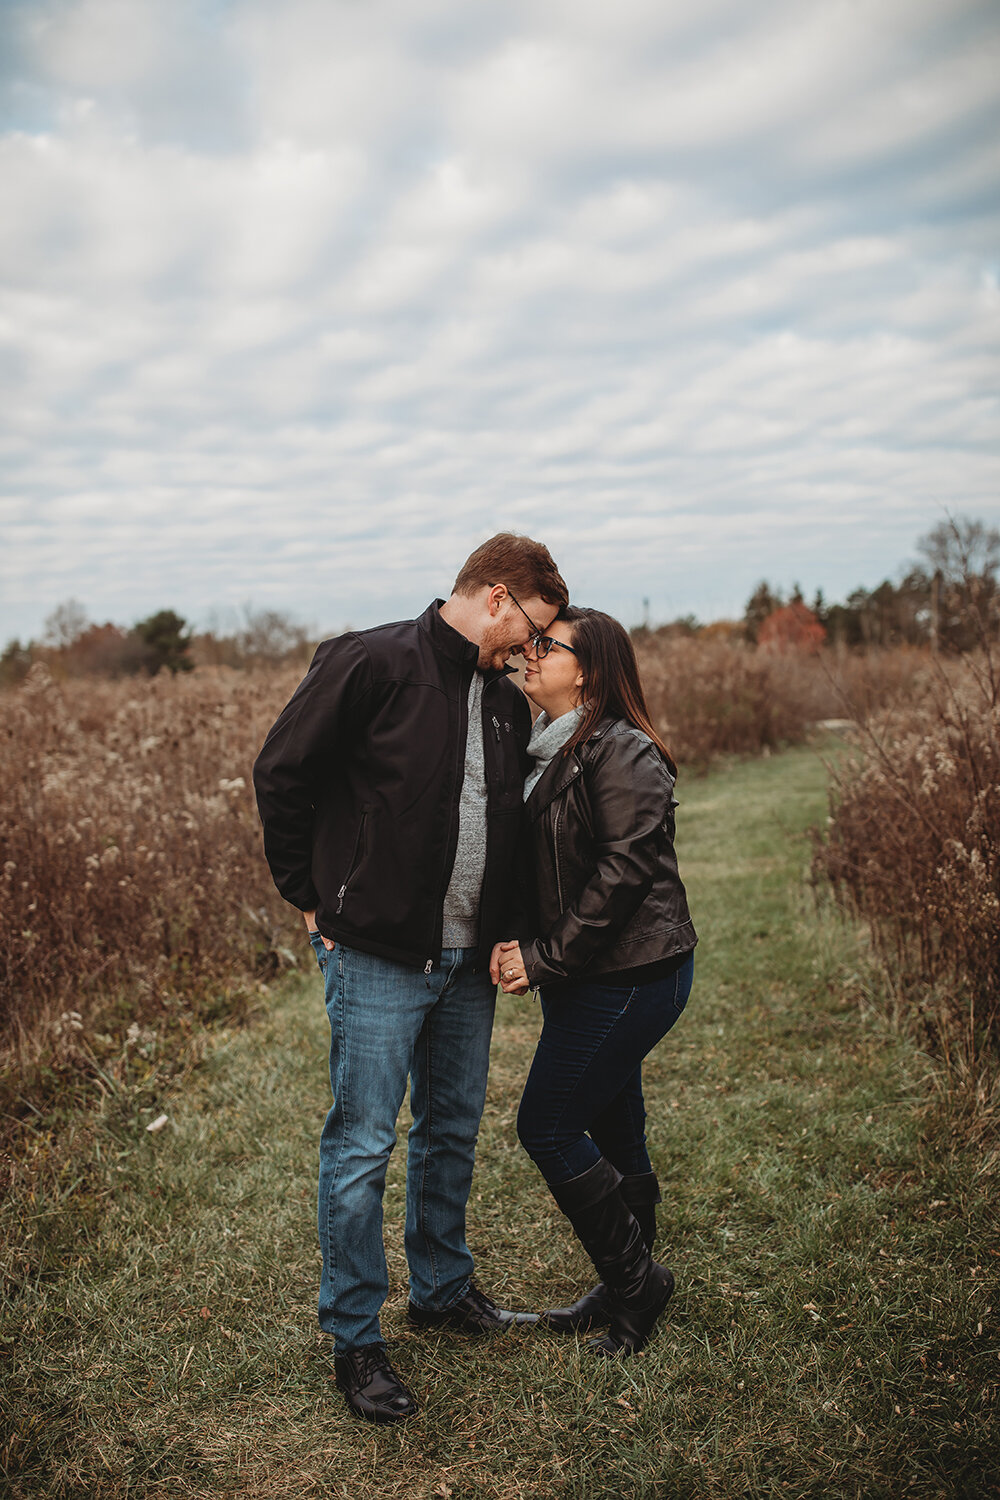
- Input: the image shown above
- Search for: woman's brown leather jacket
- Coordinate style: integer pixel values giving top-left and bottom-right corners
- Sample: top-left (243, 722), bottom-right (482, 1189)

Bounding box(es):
top-left (518, 717), bottom-right (697, 988)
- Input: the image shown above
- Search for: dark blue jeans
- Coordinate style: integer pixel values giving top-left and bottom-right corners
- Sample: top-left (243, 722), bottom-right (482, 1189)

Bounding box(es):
top-left (516, 953), bottom-right (694, 1187)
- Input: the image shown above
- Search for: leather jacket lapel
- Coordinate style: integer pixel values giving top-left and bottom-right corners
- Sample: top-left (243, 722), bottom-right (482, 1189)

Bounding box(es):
top-left (526, 750), bottom-right (583, 820)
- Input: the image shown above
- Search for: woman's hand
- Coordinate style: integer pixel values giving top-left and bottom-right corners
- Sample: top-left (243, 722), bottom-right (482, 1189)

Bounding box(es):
top-left (491, 939), bottom-right (529, 994)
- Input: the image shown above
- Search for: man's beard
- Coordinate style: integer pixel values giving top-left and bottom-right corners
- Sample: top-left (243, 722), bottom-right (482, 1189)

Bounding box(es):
top-left (476, 621), bottom-right (517, 670)
top-left (478, 644), bottom-right (512, 670)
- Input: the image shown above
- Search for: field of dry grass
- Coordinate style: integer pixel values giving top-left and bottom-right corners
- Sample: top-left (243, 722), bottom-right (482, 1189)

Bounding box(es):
top-left (3, 742), bottom-right (997, 1499)
top-left (633, 635), bottom-right (931, 767)
top-left (0, 638), bottom-right (989, 1122)
top-left (0, 663), bottom-right (301, 1062)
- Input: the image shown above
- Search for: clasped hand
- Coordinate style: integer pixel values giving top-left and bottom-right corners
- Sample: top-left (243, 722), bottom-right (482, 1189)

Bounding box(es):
top-left (490, 939), bottom-right (529, 994)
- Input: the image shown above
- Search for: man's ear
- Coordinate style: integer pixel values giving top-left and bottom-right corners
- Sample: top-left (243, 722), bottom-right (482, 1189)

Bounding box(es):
top-left (486, 584), bottom-right (506, 617)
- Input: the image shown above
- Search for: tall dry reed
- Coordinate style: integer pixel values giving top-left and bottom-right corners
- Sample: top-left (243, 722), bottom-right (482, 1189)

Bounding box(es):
top-left (0, 663), bottom-right (302, 1065)
top-left (813, 658), bottom-right (1000, 1056)
top-left (633, 635), bottom-right (930, 763)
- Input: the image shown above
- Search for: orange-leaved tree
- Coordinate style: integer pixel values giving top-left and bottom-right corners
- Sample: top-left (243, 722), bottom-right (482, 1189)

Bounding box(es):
top-left (758, 600), bottom-right (826, 652)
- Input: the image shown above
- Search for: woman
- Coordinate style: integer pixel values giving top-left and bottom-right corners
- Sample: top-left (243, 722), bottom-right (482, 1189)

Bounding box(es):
top-left (491, 607), bottom-right (696, 1356)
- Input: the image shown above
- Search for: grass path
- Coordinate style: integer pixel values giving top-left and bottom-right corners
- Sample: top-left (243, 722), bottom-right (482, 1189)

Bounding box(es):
top-left (3, 743), bottom-right (998, 1498)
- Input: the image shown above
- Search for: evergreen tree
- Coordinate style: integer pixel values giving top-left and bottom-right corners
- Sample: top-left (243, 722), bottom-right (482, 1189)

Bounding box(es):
top-left (743, 582), bottom-right (783, 644)
top-left (133, 610), bottom-right (194, 675)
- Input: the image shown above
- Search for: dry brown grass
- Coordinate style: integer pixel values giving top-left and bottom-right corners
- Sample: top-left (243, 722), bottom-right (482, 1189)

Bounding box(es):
top-left (0, 662), bottom-right (302, 1086)
top-left (0, 641), bottom-right (936, 1096)
top-left (813, 654), bottom-right (1000, 1059)
top-left (634, 635), bottom-right (931, 764)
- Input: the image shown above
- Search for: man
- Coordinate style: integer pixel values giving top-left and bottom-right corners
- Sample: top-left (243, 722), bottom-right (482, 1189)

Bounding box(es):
top-left (253, 534), bottom-right (568, 1424)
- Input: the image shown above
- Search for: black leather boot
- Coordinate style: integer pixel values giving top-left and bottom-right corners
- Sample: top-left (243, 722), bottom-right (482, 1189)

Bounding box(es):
top-left (545, 1160), bottom-right (673, 1355)
top-left (540, 1170), bottom-right (660, 1333)
top-left (621, 1170), bottom-right (661, 1252)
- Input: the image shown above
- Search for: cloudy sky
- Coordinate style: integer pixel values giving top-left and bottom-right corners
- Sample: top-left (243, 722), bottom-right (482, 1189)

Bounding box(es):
top-left (1, 0), bottom-right (998, 644)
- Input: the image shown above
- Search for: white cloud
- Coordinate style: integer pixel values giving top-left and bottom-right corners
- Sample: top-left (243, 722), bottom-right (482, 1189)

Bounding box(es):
top-left (0, 0), bottom-right (998, 643)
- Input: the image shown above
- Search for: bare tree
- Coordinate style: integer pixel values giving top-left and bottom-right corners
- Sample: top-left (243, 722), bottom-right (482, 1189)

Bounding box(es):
top-left (43, 599), bottom-right (90, 649)
top-left (917, 514), bottom-right (1000, 584)
top-left (237, 605), bottom-right (310, 664)
top-left (916, 513), bottom-right (1000, 697)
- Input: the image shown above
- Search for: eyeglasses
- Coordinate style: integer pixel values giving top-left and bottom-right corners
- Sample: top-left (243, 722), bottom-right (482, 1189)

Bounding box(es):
top-left (530, 635), bottom-right (578, 659)
top-left (506, 590), bottom-right (543, 641)
top-left (506, 590), bottom-right (578, 660)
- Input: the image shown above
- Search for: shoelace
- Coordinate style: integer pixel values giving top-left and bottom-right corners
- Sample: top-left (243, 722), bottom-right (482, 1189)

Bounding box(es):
top-left (463, 1281), bottom-right (498, 1316)
top-left (351, 1343), bottom-right (390, 1387)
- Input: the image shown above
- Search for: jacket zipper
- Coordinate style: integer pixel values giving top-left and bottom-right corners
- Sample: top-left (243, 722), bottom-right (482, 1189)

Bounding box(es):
top-left (336, 811), bottom-right (368, 914)
top-left (552, 803), bottom-right (565, 909)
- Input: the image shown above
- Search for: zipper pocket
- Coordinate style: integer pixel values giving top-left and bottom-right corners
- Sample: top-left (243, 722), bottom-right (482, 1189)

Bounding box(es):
top-left (336, 811), bottom-right (368, 914)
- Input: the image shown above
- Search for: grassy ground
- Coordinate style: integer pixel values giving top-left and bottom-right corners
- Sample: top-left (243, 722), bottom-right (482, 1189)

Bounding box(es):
top-left (3, 742), bottom-right (998, 1499)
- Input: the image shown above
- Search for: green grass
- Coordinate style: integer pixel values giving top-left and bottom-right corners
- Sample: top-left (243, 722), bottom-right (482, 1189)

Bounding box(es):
top-left (3, 742), bottom-right (998, 1498)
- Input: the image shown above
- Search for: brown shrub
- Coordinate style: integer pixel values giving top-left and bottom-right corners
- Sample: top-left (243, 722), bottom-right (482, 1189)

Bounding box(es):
top-left (634, 635), bottom-right (808, 763)
top-left (633, 635), bottom-right (936, 764)
top-left (0, 663), bottom-right (303, 1062)
top-left (817, 645), bottom-right (938, 721)
top-left (813, 658), bottom-right (1000, 1055)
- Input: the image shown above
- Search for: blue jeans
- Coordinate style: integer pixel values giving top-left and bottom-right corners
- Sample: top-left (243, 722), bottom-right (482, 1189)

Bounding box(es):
top-left (516, 954), bottom-right (694, 1186)
top-left (310, 935), bottom-right (496, 1354)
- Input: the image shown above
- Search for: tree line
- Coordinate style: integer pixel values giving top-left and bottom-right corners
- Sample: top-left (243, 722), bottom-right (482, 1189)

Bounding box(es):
top-left (2, 516), bottom-right (997, 688)
top-left (0, 603), bottom-right (313, 687)
top-left (645, 515), bottom-right (1000, 654)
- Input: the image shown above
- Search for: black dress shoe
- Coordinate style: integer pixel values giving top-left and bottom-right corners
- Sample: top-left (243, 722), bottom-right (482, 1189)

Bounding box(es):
top-left (334, 1344), bottom-right (418, 1423)
top-left (407, 1280), bottom-right (539, 1335)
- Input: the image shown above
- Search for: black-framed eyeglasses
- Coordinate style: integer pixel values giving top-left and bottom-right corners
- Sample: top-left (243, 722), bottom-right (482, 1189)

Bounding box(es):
top-left (531, 635), bottom-right (578, 659)
top-left (506, 589), bottom-right (543, 641)
top-left (507, 590), bottom-right (577, 660)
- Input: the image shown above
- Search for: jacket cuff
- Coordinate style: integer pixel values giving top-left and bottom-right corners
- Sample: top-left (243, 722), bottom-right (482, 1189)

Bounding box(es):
top-left (521, 938), bottom-right (548, 989)
top-left (282, 880), bottom-right (319, 914)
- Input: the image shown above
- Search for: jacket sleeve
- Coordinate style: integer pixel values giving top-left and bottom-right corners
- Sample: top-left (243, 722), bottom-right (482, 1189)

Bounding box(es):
top-left (520, 732), bottom-right (672, 986)
top-left (252, 634), bottom-right (373, 912)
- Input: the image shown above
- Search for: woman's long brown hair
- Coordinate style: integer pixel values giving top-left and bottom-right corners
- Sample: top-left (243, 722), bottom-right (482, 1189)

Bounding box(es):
top-left (560, 606), bottom-right (676, 774)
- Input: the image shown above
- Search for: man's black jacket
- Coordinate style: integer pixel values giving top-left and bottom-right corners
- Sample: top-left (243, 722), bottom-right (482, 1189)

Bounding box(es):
top-left (253, 601), bottom-right (532, 970)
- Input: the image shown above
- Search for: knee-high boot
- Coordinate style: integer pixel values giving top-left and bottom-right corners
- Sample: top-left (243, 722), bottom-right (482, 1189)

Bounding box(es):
top-left (540, 1169), bottom-right (661, 1333)
top-left (544, 1159), bottom-right (673, 1355)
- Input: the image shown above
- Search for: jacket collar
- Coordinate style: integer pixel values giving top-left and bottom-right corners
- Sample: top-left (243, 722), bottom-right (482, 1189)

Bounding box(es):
top-left (585, 715), bottom-right (618, 743)
top-left (418, 599), bottom-right (480, 669)
top-left (524, 714), bottom-right (618, 818)
top-left (417, 599), bottom-right (517, 680)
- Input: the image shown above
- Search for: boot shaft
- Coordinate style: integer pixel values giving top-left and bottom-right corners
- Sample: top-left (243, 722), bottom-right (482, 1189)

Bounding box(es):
top-left (620, 1171), bottom-right (660, 1253)
top-left (549, 1159), bottom-right (654, 1303)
